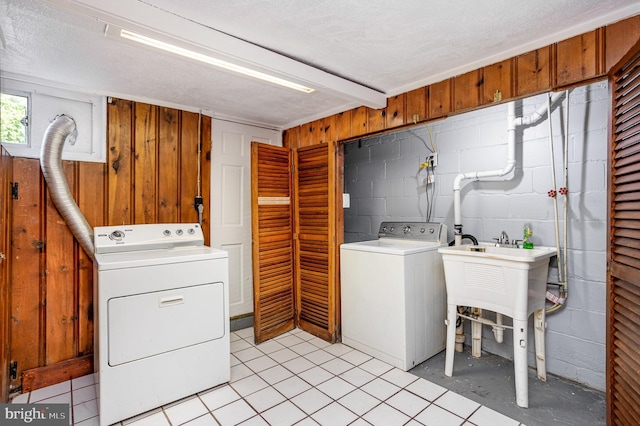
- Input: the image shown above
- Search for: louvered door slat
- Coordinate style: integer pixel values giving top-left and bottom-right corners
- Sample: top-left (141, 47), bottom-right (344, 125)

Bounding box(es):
top-left (608, 38), bottom-right (640, 424)
top-left (251, 143), bottom-right (295, 343)
top-left (615, 149), bottom-right (640, 167)
top-left (614, 103), bottom-right (640, 130)
top-left (614, 131), bottom-right (640, 153)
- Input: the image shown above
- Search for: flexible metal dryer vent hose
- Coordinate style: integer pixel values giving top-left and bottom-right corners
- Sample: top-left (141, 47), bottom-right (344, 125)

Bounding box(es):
top-left (40, 115), bottom-right (95, 259)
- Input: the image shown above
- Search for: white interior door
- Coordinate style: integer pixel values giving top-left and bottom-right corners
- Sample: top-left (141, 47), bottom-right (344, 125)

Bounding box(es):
top-left (211, 119), bottom-right (281, 317)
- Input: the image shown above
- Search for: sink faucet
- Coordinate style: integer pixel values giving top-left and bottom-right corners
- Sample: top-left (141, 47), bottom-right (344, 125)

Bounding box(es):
top-left (493, 231), bottom-right (509, 246)
top-left (500, 231), bottom-right (509, 244)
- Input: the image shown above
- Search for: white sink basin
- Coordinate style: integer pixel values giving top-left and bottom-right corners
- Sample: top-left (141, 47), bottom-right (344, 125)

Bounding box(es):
top-left (437, 242), bottom-right (556, 319)
top-left (439, 243), bottom-right (556, 263)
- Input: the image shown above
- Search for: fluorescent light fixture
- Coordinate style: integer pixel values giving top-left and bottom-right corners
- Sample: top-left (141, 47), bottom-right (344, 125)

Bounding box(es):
top-left (119, 29), bottom-right (315, 94)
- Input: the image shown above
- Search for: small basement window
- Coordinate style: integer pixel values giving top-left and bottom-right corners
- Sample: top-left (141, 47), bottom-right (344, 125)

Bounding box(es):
top-left (0, 78), bottom-right (106, 163)
top-left (0, 91), bottom-right (29, 145)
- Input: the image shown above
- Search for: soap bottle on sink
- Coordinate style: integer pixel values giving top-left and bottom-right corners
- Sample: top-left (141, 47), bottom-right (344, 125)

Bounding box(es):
top-left (523, 224), bottom-right (534, 249)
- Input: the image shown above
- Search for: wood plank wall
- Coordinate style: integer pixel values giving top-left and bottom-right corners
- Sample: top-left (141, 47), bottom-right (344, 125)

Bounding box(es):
top-left (284, 15), bottom-right (640, 148)
top-left (3, 99), bottom-right (211, 395)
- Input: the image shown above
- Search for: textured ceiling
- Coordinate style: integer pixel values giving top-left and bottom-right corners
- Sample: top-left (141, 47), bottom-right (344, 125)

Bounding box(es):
top-left (1, 0), bottom-right (640, 129)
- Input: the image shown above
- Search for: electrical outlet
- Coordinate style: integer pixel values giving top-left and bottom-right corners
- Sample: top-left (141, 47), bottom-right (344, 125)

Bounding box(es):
top-left (426, 152), bottom-right (438, 167)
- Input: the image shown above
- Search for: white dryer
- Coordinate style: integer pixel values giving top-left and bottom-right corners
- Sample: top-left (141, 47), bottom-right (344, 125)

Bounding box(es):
top-left (340, 222), bottom-right (447, 371)
top-left (93, 223), bottom-right (229, 426)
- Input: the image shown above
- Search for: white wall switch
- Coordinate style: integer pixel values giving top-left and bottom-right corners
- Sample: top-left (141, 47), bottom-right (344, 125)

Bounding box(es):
top-left (343, 193), bottom-right (350, 208)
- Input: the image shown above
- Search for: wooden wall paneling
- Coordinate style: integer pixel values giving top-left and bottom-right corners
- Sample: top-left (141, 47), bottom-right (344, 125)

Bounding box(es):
top-left (21, 354), bottom-right (92, 394)
top-left (1, 147), bottom-right (13, 402)
top-left (311, 119), bottom-right (324, 145)
top-left (76, 161), bottom-right (105, 357)
top-left (386, 94), bottom-right (406, 129)
top-left (44, 162), bottom-right (76, 365)
top-left (606, 16), bottom-right (640, 72)
top-left (9, 158), bottom-right (44, 390)
top-left (516, 46), bottom-right (554, 97)
top-left (321, 115), bottom-right (336, 144)
top-left (453, 69), bottom-right (483, 112)
top-left (428, 79), bottom-right (452, 119)
top-left (200, 115), bottom-right (212, 246)
top-left (299, 122), bottom-right (314, 147)
top-left (299, 119), bottom-right (324, 146)
top-left (107, 99), bottom-right (134, 225)
top-left (134, 103), bottom-right (158, 224)
top-left (158, 107), bottom-right (180, 223)
top-left (367, 107), bottom-right (386, 134)
top-left (335, 110), bottom-right (352, 141)
top-left (350, 106), bottom-right (368, 137)
top-left (283, 126), bottom-right (301, 149)
top-left (556, 30), bottom-right (603, 88)
top-left (482, 59), bottom-right (514, 105)
top-left (180, 111), bottom-right (200, 224)
top-left (406, 87), bottom-right (427, 124)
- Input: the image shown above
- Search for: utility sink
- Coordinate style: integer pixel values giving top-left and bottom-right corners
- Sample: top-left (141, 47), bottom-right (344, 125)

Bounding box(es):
top-left (440, 243), bottom-right (556, 263)
top-left (438, 242), bottom-right (557, 408)
top-left (437, 243), bottom-right (556, 318)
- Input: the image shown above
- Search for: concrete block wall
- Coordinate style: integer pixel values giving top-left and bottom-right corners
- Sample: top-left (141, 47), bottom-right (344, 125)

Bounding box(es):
top-left (343, 81), bottom-right (608, 390)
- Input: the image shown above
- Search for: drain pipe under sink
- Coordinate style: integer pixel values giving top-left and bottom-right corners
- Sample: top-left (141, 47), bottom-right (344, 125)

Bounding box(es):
top-left (451, 92), bottom-right (564, 354)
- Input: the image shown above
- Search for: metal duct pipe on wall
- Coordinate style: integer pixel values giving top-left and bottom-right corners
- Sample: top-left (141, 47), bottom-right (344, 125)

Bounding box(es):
top-left (40, 115), bottom-right (95, 259)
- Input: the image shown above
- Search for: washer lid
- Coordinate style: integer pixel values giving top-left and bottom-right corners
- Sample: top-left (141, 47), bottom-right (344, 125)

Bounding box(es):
top-left (340, 238), bottom-right (443, 255)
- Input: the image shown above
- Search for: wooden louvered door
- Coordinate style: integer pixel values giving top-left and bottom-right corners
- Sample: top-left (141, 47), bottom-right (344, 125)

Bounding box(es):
top-left (608, 39), bottom-right (640, 425)
top-left (294, 143), bottom-right (339, 343)
top-left (251, 143), bottom-right (296, 344)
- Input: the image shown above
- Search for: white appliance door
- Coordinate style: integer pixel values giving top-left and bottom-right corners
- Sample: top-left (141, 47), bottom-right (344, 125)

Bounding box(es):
top-left (108, 282), bottom-right (225, 366)
top-left (211, 119), bottom-right (281, 317)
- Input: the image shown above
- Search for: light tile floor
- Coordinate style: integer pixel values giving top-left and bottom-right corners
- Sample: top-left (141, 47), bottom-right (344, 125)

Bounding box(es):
top-left (11, 327), bottom-right (522, 426)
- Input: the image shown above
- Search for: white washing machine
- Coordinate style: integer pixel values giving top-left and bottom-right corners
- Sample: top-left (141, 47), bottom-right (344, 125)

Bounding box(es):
top-left (93, 223), bottom-right (229, 426)
top-left (340, 222), bottom-right (447, 371)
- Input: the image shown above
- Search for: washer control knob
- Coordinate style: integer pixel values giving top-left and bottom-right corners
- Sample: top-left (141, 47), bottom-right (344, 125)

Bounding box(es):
top-left (420, 228), bottom-right (426, 233)
top-left (176, 229), bottom-right (184, 236)
top-left (382, 226), bottom-right (387, 232)
top-left (429, 228), bottom-right (435, 234)
top-left (389, 227), bottom-right (395, 232)
top-left (188, 228), bottom-right (195, 235)
top-left (109, 230), bottom-right (125, 241)
top-left (403, 226), bottom-right (411, 235)
top-left (163, 229), bottom-right (171, 236)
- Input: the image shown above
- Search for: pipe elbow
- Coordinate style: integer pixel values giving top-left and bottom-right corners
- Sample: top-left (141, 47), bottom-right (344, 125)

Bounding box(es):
top-left (453, 173), bottom-right (466, 190)
top-left (503, 160), bottom-right (516, 176)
